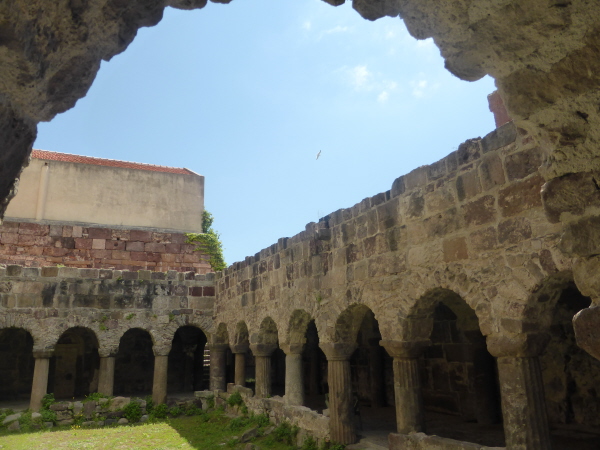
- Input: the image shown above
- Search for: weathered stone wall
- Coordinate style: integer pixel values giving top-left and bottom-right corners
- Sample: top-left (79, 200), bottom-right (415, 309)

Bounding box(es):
top-left (0, 264), bottom-right (216, 353)
top-left (215, 121), bottom-right (569, 348)
top-left (0, 220), bottom-right (212, 273)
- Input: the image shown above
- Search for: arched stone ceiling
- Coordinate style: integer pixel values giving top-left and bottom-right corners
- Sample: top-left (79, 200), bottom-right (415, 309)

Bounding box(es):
top-left (1, 0), bottom-right (600, 220)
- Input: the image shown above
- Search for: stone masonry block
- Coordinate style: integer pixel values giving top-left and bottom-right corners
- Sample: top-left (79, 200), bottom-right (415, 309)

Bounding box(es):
top-left (479, 153), bottom-right (506, 191)
top-left (462, 195), bottom-right (496, 226)
top-left (6, 265), bottom-right (22, 277)
top-left (405, 166), bottom-right (428, 190)
top-left (88, 228), bottom-right (111, 239)
top-left (0, 221), bottom-right (19, 232)
top-left (19, 222), bottom-right (49, 236)
top-left (49, 225), bottom-right (63, 236)
top-left (41, 266), bottom-right (59, 277)
top-left (126, 241), bottom-right (145, 252)
top-left (498, 217), bottom-right (532, 244)
top-left (106, 240), bottom-right (126, 250)
top-left (469, 227), bottom-right (498, 251)
top-left (456, 170), bottom-right (481, 202)
top-left (130, 230), bottom-right (153, 242)
top-left (498, 174), bottom-right (544, 217)
top-left (1, 233), bottom-right (18, 244)
top-left (481, 121), bottom-right (517, 153)
top-left (443, 237), bottom-right (468, 262)
top-left (456, 139), bottom-right (481, 166)
top-left (92, 239), bottom-right (105, 249)
top-left (505, 147), bottom-right (544, 181)
top-left (74, 238), bottom-right (92, 249)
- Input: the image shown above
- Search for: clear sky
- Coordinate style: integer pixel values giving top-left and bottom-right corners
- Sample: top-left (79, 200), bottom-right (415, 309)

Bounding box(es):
top-left (34, 0), bottom-right (496, 266)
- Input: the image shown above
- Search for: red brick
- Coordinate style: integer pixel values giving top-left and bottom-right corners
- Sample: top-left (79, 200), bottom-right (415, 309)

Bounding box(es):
top-left (487, 91), bottom-right (511, 128)
top-left (125, 241), bottom-right (145, 252)
top-left (1, 233), bottom-right (19, 244)
top-left (88, 227), bottom-right (111, 239)
top-left (161, 253), bottom-right (176, 262)
top-left (130, 230), bottom-right (152, 242)
top-left (62, 226), bottom-right (73, 237)
top-left (181, 244), bottom-right (196, 254)
top-left (43, 247), bottom-right (70, 257)
top-left (131, 252), bottom-right (148, 261)
top-left (90, 249), bottom-right (112, 259)
top-left (183, 253), bottom-right (201, 263)
top-left (74, 238), bottom-right (93, 249)
top-left (0, 221), bottom-right (19, 233)
top-left (112, 250), bottom-right (130, 260)
top-left (189, 287), bottom-right (203, 296)
top-left (171, 233), bottom-right (187, 244)
top-left (203, 286), bottom-right (215, 296)
top-left (165, 243), bottom-right (181, 253)
top-left (145, 242), bottom-right (166, 253)
top-left (106, 240), bottom-right (126, 250)
top-left (49, 225), bottom-right (63, 237)
top-left (147, 253), bottom-right (161, 262)
top-left (19, 222), bottom-right (49, 236)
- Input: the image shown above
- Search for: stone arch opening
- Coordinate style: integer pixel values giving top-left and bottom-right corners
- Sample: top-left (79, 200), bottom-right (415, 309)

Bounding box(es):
top-left (50, 327), bottom-right (99, 399)
top-left (167, 325), bottom-right (208, 395)
top-left (286, 310), bottom-right (328, 411)
top-left (539, 282), bottom-right (600, 449)
top-left (114, 328), bottom-right (154, 397)
top-left (0, 327), bottom-right (34, 404)
top-left (417, 289), bottom-right (504, 447)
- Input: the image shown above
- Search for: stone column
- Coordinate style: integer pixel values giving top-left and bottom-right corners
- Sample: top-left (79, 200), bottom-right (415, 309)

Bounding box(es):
top-left (209, 343), bottom-right (229, 391)
top-left (30, 350), bottom-right (53, 412)
top-left (281, 343), bottom-right (305, 406)
top-left (250, 344), bottom-right (277, 398)
top-left (380, 340), bottom-right (429, 434)
top-left (97, 355), bottom-right (116, 397)
top-left (152, 346), bottom-right (170, 405)
top-left (231, 344), bottom-right (249, 387)
top-left (320, 342), bottom-right (357, 445)
top-left (487, 334), bottom-right (552, 450)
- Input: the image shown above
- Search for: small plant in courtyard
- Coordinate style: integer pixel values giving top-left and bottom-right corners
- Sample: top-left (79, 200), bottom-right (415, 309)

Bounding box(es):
top-left (84, 392), bottom-right (109, 402)
top-left (301, 435), bottom-right (318, 450)
top-left (206, 394), bottom-right (215, 409)
top-left (268, 421), bottom-right (299, 446)
top-left (123, 402), bottom-right (142, 422)
top-left (186, 210), bottom-right (226, 272)
top-left (144, 395), bottom-right (154, 415)
top-left (41, 393), bottom-right (55, 410)
top-left (169, 406), bottom-right (183, 417)
top-left (226, 391), bottom-right (243, 407)
top-left (150, 403), bottom-right (168, 420)
top-left (125, 313), bottom-right (136, 320)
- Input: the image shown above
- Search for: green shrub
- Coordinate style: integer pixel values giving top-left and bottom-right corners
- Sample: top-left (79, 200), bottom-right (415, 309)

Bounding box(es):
top-left (41, 393), bottom-right (55, 410)
top-left (169, 406), bottom-right (183, 417)
top-left (251, 413), bottom-right (270, 427)
top-left (206, 395), bottom-right (215, 409)
top-left (150, 403), bottom-right (168, 420)
top-left (40, 409), bottom-right (56, 423)
top-left (185, 405), bottom-right (202, 416)
top-left (271, 421), bottom-right (298, 445)
top-left (123, 402), bottom-right (142, 422)
top-left (226, 391), bottom-right (243, 407)
top-left (144, 396), bottom-right (154, 415)
top-left (84, 392), bottom-right (109, 402)
top-left (301, 436), bottom-right (318, 450)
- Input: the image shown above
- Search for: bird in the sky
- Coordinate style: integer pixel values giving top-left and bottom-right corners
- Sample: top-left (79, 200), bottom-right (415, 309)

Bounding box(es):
top-left (316, 150), bottom-right (321, 160)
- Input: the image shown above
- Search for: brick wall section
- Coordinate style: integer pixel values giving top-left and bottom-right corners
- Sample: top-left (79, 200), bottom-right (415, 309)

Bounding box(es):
top-left (0, 222), bottom-right (212, 274)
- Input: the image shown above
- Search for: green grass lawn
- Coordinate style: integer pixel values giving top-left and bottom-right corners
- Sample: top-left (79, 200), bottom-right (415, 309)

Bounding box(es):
top-left (0, 411), bottom-right (305, 450)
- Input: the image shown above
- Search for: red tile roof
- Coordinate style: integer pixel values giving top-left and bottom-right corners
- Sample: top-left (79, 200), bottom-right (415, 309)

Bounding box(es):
top-left (31, 149), bottom-right (195, 175)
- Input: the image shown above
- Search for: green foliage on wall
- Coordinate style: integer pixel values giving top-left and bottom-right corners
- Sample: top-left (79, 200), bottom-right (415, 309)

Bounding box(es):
top-left (186, 210), bottom-right (226, 272)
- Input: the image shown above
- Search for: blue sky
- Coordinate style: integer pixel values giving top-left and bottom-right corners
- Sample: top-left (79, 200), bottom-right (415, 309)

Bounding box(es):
top-left (34, 0), bottom-right (496, 266)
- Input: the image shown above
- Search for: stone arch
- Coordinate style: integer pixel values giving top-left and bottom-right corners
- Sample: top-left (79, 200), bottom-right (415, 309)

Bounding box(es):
top-left (168, 324), bottom-right (208, 393)
top-left (0, 327), bottom-right (35, 402)
top-left (0, 313), bottom-right (52, 351)
top-left (213, 322), bottom-right (229, 345)
top-left (256, 316), bottom-right (279, 345)
top-left (333, 303), bottom-right (376, 344)
top-left (233, 321), bottom-right (249, 346)
top-left (287, 309), bottom-right (313, 345)
top-left (114, 327), bottom-right (154, 396)
top-left (524, 271), bottom-right (575, 335)
top-left (50, 326), bottom-right (100, 399)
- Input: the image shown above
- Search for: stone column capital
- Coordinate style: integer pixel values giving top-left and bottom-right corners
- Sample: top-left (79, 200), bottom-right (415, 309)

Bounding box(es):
top-left (279, 343), bottom-right (305, 355)
top-left (153, 345), bottom-right (172, 357)
top-left (98, 347), bottom-right (118, 358)
top-left (380, 340), bottom-right (430, 359)
top-left (486, 333), bottom-right (549, 358)
top-left (573, 306), bottom-right (600, 361)
top-left (230, 344), bottom-right (249, 354)
top-left (208, 343), bottom-right (230, 353)
top-left (250, 343), bottom-right (278, 357)
top-left (319, 342), bottom-right (357, 361)
top-left (32, 350), bottom-right (54, 359)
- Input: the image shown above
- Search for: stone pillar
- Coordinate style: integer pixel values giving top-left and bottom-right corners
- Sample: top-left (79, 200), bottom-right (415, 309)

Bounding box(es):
top-left (231, 344), bottom-right (249, 387)
top-left (30, 350), bottom-right (53, 412)
top-left (152, 353), bottom-right (169, 405)
top-left (320, 342), bottom-right (357, 445)
top-left (98, 355), bottom-right (116, 397)
top-left (380, 340), bottom-right (429, 434)
top-left (488, 334), bottom-right (552, 450)
top-left (250, 344), bottom-right (277, 398)
top-left (281, 343), bottom-right (305, 406)
top-left (209, 343), bottom-right (229, 391)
